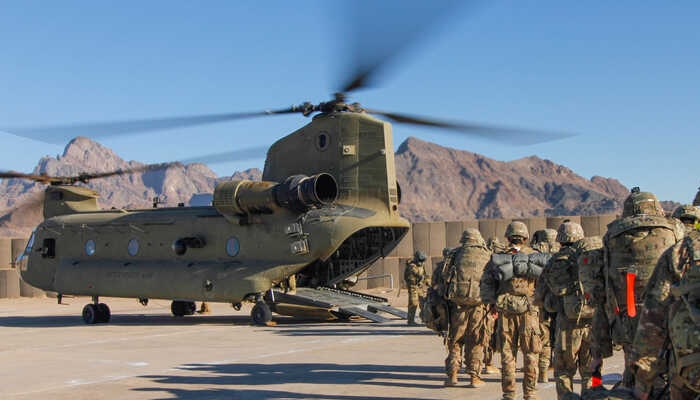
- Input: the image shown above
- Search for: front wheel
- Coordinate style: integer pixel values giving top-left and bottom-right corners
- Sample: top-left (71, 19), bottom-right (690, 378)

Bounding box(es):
top-left (251, 301), bottom-right (272, 325)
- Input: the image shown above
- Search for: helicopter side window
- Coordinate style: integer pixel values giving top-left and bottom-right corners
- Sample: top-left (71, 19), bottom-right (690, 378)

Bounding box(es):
top-left (127, 238), bottom-right (139, 256)
top-left (42, 238), bottom-right (56, 259)
top-left (226, 237), bottom-right (240, 257)
top-left (316, 132), bottom-right (330, 151)
top-left (85, 239), bottom-right (96, 256)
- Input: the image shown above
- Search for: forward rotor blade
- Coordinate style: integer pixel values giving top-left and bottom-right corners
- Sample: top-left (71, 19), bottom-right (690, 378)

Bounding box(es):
top-left (3, 108), bottom-right (297, 145)
top-left (365, 109), bottom-right (574, 145)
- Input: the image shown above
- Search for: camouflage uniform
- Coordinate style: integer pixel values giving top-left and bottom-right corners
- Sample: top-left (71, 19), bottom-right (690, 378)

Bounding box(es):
top-left (594, 188), bottom-right (684, 389)
top-left (633, 230), bottom-right (700, 400)
top-left (535, 221), bottom-right (592, 399)
top-left (671, 204), bottom-right (700, 234)
top-left (531, 228), bottom-right (561, 383)
top-left (481, 221), bottom-right (546, 400)
top-left (405, 250), bottom-right (428, 325)
top-left (443, 229), bottom-right (492, 388)
top-left (484, 236), bottom-right (507, 374)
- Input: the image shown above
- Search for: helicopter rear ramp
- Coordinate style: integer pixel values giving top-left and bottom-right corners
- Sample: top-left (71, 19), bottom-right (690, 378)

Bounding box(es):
top-left (268, 286), bottom-right (407, 323)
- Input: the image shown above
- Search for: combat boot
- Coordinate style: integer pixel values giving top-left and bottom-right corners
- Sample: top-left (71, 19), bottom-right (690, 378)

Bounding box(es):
top-left (197, 302), bottom-right (211, 314)
top-left (407, 306), bottom-right (417, 326)
top-left (484, 365), bottom-right (500, 375)
top-left (538, 366), bottom-right (548, 383)
top-left (444, 371), bottom-right (458, 387)
top-left (470, 375), bottom-right (485, 388)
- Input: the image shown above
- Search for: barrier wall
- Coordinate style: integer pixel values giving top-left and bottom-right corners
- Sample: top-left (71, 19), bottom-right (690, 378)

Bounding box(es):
top-left (0, 238), bottom-right (12, 269)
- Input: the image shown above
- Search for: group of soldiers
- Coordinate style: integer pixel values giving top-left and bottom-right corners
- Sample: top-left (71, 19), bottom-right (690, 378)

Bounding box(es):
top-left (404, 186), bottom-right (700, 400)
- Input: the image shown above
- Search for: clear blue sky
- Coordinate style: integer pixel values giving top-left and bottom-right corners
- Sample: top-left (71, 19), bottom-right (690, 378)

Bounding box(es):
top-left (0, 1), bottom-right (697, 203)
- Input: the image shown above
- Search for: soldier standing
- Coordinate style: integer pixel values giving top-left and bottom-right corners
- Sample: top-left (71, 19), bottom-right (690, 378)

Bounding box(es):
top-left (443, 229), bottom-right (492, 388)
top-left (404, 250), bottom-right (428, 326)
top-left (633, 228), bottom-right (700, 400)
top-left (481, 221), bottom-right (548, 400)
top-left (592, 187), bottom-right (684, 389)
top-left (535, 221), bottom-right (593, 399)
top-left (531, 228), bottom-right (561, 383)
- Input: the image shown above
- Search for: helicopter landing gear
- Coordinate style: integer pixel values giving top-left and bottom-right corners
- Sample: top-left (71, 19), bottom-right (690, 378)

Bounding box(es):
top-left (82, 296), bottom-right (111, 324)
top-left (171, 300), bottom-right (196, 317)
top-left (251, 301), bottom-right (272, 325)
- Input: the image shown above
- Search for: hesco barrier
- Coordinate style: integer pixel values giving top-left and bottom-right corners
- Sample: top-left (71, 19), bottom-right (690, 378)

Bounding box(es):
top-left (0, 238), bottom-right (12, 269)
top-left (0, 269), bottom-right (20, 298)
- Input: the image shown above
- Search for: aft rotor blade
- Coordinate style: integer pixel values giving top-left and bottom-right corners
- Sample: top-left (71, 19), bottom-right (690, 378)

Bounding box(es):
top-left (365, 109), bottom-right (574, 145)
top-left (3, 108), bottom-right (297, 145)
top-left (337, 0), bottom-right (465, 93)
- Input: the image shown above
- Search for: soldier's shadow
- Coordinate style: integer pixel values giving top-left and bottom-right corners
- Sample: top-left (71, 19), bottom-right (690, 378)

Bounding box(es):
top-left (135, 362), bottom-right (446, 399)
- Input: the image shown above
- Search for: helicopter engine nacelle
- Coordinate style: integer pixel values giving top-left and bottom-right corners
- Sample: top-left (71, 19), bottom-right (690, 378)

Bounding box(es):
top-left (213, 173), bottom-right (338, 217)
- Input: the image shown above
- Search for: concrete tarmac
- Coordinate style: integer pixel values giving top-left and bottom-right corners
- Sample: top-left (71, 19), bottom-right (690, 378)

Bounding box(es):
top-left (0, 296), bottom-right (625, 400)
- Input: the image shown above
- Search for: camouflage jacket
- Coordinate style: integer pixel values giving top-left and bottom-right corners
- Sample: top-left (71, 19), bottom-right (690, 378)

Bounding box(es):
top-left (404, 260), bottom-right (428, 288)
top-left (632, 237), bottom-right (688, 393)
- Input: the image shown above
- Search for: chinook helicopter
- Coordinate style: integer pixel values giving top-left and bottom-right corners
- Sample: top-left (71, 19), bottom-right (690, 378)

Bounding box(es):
top-left (0, 4), bottom-right (570, 325)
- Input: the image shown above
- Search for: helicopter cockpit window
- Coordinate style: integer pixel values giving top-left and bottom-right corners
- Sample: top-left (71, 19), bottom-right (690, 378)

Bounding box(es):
top-left (316, 132), bottom-right (330, 151)
top-left (84, 239), bottom-right (96, 256)
top-left (17, 230), bottom-right (36, 264)
top-left (42, 238), bottom-right (56, 259)
top-left (226, 237), bottom-right (240, 257)
top-left (127, 238), bottom-right (139, 256)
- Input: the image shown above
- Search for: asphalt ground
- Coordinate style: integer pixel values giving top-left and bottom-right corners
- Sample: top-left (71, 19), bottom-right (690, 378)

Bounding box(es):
top-left (0, 295), bottom-right (625, 400)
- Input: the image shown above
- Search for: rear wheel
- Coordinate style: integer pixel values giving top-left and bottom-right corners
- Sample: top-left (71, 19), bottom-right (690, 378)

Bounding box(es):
top-left (251, 301), bottom-right (272, 325)
top-left (96, 303), bottom-right (111, 323)
top-left (82, 304), bottom-right (98, 324)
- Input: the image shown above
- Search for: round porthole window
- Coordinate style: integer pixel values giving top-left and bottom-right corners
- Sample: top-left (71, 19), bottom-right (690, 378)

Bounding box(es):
top-left (128, 238), bottom-right (139, 256)
top-left (85, 239), bottom-right (96, 256)
top-left (226, 237), bottom-right (240, 257)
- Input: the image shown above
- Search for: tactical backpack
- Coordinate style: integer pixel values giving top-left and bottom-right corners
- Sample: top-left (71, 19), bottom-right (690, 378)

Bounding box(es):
top-left (420, 286), bottom-right (449, 333)
top-left (576, 236), bottom-right (605, 306)
top-left (491, 252), bottom-right (549, 314)
top-left (604, 215), bottom-right (683, 314)
top-left (444, 244), bottom-right (491, 306)
top-left (543, 246), bottom-right (596, 321)
top-left (668, 231), bottom-right (700, 393)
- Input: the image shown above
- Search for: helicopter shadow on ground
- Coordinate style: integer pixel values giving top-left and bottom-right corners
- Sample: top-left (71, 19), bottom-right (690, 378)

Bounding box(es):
top-left (134, 362), bottom-right (447, 400)
top-left (270, 325), bottom-right (438, 337)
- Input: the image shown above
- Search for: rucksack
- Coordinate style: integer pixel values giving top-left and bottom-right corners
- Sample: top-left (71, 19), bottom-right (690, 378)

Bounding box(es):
top-left (544, 245), bottom-right (596, 321)
top-left (576, 236), bottom-right (605, 306)
top-left (420, 286), bottom-right (449, 333)
top-left (604, 215), bottom-right (683, 311)
top-left (444, 244), bottom-right (491, 306)
top-left (668, 231), bottom-right (700, 393)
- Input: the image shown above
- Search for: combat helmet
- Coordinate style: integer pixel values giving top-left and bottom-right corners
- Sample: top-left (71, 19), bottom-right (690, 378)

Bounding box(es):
top-left (622, 187), bottom-right (665, 217)
top-left (672, 204), bottom-right (700, 223)
top-left (556, 220), bottom-right (585, 244)
top-left (414, 250), bottom-right (427, 262)
top-left (505, 221), bottom-right (529, 242)
top-left (532, 228), bottom-right (558, 246)
top-left (460, 228), bottom-right (485, 246)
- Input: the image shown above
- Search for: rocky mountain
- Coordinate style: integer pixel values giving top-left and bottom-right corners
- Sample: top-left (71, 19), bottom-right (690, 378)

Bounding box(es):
top-left (394, 137), bottom-right (629, 221)
top-left (0, 136), bottom-right (637, 236)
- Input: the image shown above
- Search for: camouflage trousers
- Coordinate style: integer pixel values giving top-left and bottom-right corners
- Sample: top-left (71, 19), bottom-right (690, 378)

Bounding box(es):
top-left (483, 312), bottom-right (497, 367)
top-left (540, 311), bottom-right (553, 371)
top-left (407, 286), bottom-right (424, 323)
top-left (445, 303), bottom-right (489, 379)
top-left (609, 312), bottom-right (640, 388)
top-left (498, 309), bottom-right (542, 400)
top-left (554, 315), bottom-right (593, 399)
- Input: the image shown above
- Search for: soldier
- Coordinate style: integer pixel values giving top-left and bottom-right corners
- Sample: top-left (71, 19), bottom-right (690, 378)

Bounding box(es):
top-left (404, 250), bottom-right (429, 326)
top-left (694, 186), bottom-right (700, 207)
top-left (484, 235), bottom-right (506, 375)
top-left (442, 229), bottom-right (492, 388)
top-left (531, 228), bottom-right (561, 383)
top-left (481, 221), bottom-right (548, 400)
top-left (592, 187), bottom-right (685, 389)
top-left (531, 228), bottom-right (561, 254)
top-left (633, 228), bottom-right (700, 400)
top-left (671, 204), bottom-right (700, 233)
top-left (535, 221), bottom-right (593, 399)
